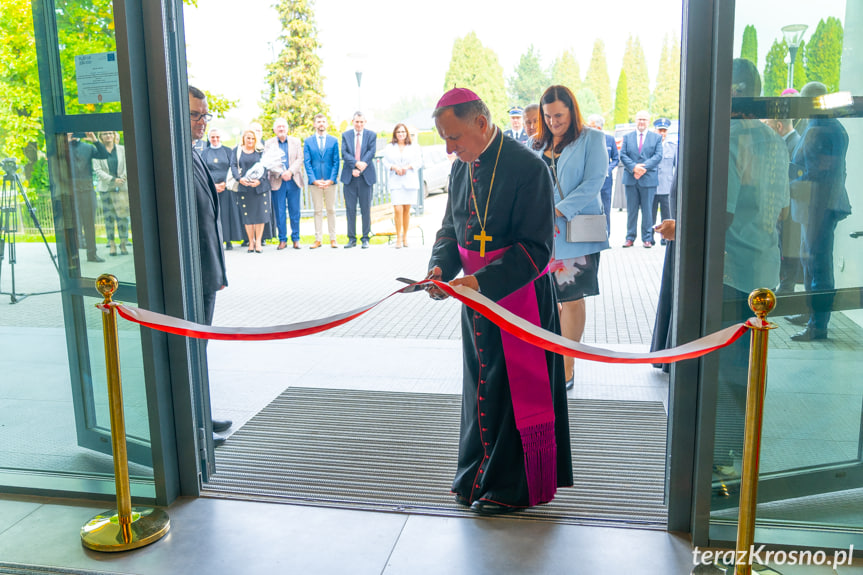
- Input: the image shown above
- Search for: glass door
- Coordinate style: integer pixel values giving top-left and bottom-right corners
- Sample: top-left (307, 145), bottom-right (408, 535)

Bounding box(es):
top-left (704, 0), bottom-right (863, 547)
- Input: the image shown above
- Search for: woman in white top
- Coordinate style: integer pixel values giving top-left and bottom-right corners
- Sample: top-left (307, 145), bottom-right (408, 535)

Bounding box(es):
top-left (382, 123), bottom-right (422, 248)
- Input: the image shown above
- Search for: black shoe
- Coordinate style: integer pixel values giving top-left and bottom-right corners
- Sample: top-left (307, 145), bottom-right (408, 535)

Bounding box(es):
top-left (454, 494), bottom-right (471, 507)
top-left (241, 240), bottom-right (250, 247)
top-left (344, 241), bottom-right (357, 249)
top-left (565, 377), bottom-right (574, 390)
top-left (361, 239), bottom-right (370, 249)
top-left (212, 419), bottom-right (233, 433)
top-left (470, 500), bottom-right (518, 515)
top-left (225, 242), bottom-right (233, 251)
top-left (213, 434), bottom-right (226, 447)
top-left (87, 254), bottom-right (105, 263)
top-left (790, 327), bottom-right (828, 342)
top-left (785, 314), bottom-right (809, 326)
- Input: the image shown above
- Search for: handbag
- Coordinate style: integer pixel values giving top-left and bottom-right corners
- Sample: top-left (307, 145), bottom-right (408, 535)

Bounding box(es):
top-left (224, 146), bottom-right (241, 192)
top-left (550, 150), bottom-right (608, 243)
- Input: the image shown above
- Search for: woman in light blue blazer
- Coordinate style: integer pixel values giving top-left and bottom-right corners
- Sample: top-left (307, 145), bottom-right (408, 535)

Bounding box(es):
top-left (530, 85), bottom-right (610, 388)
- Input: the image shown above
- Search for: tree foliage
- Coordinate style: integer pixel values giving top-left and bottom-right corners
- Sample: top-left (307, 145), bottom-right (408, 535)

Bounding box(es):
top-left (508, 44), bottom-right (549, 107)
top-left (0, 0), bottom-right (43, 176)
top-left (613, 70), bottom-right (629, 127)
top-left (652, 33), bottom-right (681, 120)
top-left (575, 87), bottom-right (600, 118)
top-left (763, 38), bottom-right (807, 97)
top-left (805, 17), bottom-right (843, 92)
top-left (741, 25), bottom-right (758, 67)
top-left (550, 49), bottom-right (580, 95)
top-left (443, 31), bottom-right (508, 126)
top-left (621, 35), bottom-right (649, 118)
top-left (258, 0), bottom-right (329, 135)
top-left (584, 39), bottom-right (612, 119)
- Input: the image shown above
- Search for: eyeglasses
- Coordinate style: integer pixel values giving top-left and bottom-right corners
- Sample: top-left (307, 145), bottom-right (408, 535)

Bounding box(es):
top-left (190, 112), bottom-right (213, 122)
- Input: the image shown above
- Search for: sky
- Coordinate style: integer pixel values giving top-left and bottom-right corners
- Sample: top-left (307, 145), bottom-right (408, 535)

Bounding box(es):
top-left (183, 0), bottom-right (847, 135)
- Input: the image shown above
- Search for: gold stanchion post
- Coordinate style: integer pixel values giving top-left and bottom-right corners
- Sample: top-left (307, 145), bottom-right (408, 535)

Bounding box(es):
top-left (80, 274), bottom-right (170, 552)
top-left (734, 288), bottom-right (778, 575)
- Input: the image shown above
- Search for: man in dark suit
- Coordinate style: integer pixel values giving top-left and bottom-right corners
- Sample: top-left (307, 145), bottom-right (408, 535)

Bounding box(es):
top-left (787, 82), bottom-right (852, 341)
top-left (503, 106), bottom-right (529, 144)
top-left (189, 85), bottom-right (231, 445)
top-left (587, 114), bottom-right (619, 235)
top-left (304, 113), bottom-right (340, 249)
top-left (619, 110), bottom-right (663, 248)
top-left (340, 112), bottom-right (377, 248)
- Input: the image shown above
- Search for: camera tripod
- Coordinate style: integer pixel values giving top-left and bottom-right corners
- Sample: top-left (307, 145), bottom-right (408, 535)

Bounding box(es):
top-left (0, 158), bottom-right (60, 303)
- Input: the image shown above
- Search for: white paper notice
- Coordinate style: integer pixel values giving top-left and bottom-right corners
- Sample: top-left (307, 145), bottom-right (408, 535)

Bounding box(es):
top-left (75, 52), bottom-right (120, 105)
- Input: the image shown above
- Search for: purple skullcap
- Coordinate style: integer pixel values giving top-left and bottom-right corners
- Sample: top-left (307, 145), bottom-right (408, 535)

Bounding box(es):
top-left (781, 88), bottom-right (799, 95)
top-left (436, 88), bottom-right (481, 109)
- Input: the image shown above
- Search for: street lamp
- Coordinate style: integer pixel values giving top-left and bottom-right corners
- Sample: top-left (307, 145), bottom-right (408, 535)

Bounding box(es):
top-left (781, 24), bottom-right (808, 90)
top-left (268, 41), bottom-right (279, 97)
top-left (355, 70), bottom-right (363, 111)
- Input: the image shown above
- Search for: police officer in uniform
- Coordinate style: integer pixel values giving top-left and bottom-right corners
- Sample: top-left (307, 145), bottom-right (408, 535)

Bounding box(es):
top-left (503, 106), bottom-right (529, 144)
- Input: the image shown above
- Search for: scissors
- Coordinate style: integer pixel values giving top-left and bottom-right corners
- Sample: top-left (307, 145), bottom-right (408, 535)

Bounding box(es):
top-left (395, 277), bottom-right (427, 293)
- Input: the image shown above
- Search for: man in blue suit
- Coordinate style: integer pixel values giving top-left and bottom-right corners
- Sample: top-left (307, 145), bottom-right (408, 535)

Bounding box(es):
top-left (587, 114), bottom-right (619, 236)
top-left (340, 111), bottom-right (377, 248)
top-left (304, 113), bottom-right (340, 248)
top-left (620, 110), bottom-right (663, 248)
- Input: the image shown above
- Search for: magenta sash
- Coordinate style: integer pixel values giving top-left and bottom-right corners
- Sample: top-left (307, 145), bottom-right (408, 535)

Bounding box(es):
top-left (458, 244), bottom-right (557, 506)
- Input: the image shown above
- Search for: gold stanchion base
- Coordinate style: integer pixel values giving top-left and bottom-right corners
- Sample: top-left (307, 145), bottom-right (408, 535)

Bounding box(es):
top-left (81, 507), bottom-right (170, 552)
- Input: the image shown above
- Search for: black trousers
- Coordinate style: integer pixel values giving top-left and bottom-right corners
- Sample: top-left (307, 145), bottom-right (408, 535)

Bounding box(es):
top-left (343, 178), bottom-right (372, 242)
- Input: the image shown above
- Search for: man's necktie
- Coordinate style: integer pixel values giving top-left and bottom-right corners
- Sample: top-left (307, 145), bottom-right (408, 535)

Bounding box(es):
top-left (319, 136), bottom-right (324, 150)
top-left (638, 132), bottom-right (643, 153)
top-left (355, 133), bottom-right (361, 161)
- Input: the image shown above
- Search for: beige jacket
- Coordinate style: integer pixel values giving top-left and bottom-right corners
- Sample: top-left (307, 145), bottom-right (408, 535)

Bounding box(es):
top-left (265, 135), bottom-right (305, 191)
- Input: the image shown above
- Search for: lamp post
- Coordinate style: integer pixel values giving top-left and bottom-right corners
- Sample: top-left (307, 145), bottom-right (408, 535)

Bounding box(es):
top-left (781, 24), bottom-right (808, 90)
top-left (355, 70), bottom-right (363, 111)
top-left (268, 41), bottom-right (279, 97)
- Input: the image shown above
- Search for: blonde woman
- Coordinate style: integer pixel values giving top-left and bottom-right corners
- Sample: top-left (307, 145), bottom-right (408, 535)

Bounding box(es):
top-left (382, 123), bottom-right (422, 248)
top-left (229, 128), bottom-right (271, 253)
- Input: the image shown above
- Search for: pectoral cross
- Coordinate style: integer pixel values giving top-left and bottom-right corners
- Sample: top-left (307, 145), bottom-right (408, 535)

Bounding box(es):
top-left (474, 230), bottom-right (492, 257)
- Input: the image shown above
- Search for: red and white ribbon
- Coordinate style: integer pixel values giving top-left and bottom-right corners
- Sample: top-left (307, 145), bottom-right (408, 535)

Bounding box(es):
top-left (99, 279), bottom-right (759, 364)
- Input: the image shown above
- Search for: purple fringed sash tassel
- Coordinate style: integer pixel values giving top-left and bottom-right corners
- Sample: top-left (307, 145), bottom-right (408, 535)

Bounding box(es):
top-left (459, 244), bottom-right (558, 507)
top-left (520, 421), bottom-right (558, 506)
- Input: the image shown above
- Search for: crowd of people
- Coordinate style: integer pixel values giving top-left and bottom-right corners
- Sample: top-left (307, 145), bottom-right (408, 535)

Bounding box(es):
top-left (194, 111), bottom-right (426, 252)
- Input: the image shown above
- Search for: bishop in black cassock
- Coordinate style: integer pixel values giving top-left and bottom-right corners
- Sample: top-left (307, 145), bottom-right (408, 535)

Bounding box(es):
top-left (427, 89), bottom-right (572, 515)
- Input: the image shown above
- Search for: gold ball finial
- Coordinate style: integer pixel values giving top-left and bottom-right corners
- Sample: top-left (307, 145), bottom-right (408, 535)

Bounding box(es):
top-left (96, 274), bottom-right (119, 299)
top-left (748, 288), bottom-right (776, 319)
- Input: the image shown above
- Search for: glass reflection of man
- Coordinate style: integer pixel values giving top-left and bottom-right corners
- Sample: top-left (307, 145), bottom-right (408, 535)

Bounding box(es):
top-left (715, 59), bottom-right (790, 477)
top-left (786, 81), bottom-right (851, 341)
top-left (68, 132), bottom-right (109, 262)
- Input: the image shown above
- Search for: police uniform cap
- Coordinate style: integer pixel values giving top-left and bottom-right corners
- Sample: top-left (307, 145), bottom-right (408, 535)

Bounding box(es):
top-left (508, 106), bottom-right (524, 117)
top-left (654, 118), bottom-right (671, 130)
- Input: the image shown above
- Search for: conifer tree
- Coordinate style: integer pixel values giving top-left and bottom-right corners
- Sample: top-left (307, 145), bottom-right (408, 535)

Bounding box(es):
top-left (585, 39), bottom-right (612, 119)
top-left (575, 87), bottom-right (601, 118)
top-left (508, 45), bottom-right (549, 107)
top-left (443, 32), bottom-right (508, 126)
top-left (763, 38), bottom-right (808, 96)
top-left (741, 25), bottom-right (758, 67)
top-left (613, 70), bottom-right (629, 127)
top-left (621, 35), bottom-right (650, 117)
top-left (652, 33), bottom-right (681, 119)
top-left (805, 17), bottom-right (843, 92)
top-left (259, 0), bottom-right (329, 134)
top-left (551, 49), bottom-right (581, 94)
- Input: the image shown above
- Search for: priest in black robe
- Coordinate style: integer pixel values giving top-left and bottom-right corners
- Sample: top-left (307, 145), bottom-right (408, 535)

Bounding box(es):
top-left (426, 88), bottom-right (572, 515)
